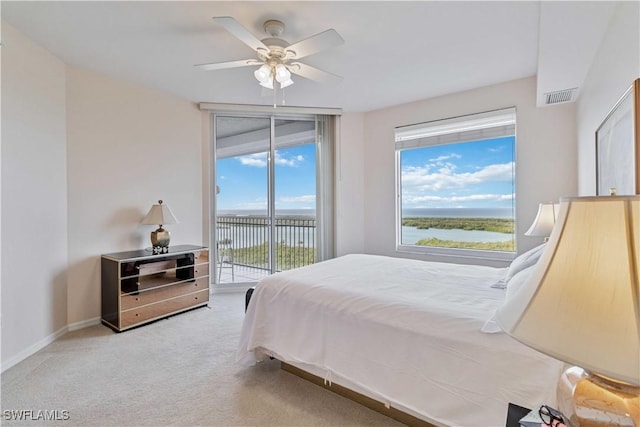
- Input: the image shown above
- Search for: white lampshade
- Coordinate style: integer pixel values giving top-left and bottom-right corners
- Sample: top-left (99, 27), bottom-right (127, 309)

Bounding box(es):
top-left (141, 200), bottom-right (179, 226)
top-left (259, 78), bottom-right (274, 89)
top-left (279, 78), bottom-right (294, 89)
top-left (254, 64), bottom-right (271, 83)
top-left (524, 202), bottom-right (559, 237)
top-left (497, 196), bottom-right (640, 386)
top-left (275, 64), bottom-right (291, 83)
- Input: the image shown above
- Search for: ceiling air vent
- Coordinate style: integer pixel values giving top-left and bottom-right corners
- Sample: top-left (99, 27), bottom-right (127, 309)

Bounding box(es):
top-left (544, 88), bottom-right (578, 105)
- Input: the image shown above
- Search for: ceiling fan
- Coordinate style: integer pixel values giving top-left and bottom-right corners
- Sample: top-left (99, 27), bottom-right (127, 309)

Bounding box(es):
top-left (196, 17), bottom-right (344, 95)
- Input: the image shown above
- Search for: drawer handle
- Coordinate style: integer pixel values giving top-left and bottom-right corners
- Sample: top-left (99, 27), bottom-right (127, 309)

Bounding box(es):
top-left (136, 282), bottom-right (140, 286)
top-left (135, 297), bottom-right (139, 301)
top-left (135, 313), bottom-right (140, 317)
top-left (194, 283), bottom-right (198, 287)
top-left (195, 297), bottom-right (198, 300)
top-left (136, 266), bottom-right (140, 270)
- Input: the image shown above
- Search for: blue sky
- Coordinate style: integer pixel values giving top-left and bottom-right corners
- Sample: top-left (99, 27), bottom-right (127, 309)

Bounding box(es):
top-left (216, 136), bottom-right (514, 212)
top-left (400, 136), bottom-right (515, 209)
top-left (216, 143), bottom-right (316, 212)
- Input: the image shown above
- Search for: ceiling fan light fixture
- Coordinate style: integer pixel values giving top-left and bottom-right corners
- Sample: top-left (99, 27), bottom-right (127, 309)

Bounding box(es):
top-left (259, 78), bottom-right (274, 90)
top-left (274, 64), bottom-right (291, 83)
top-left (280, 78), bottom-right (294, 89)
top-left (254, 64), bottom-right (271, 83)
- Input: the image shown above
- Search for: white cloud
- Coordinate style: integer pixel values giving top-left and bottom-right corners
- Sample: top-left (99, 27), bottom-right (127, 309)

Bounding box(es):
top-left (429, 153), bottom-right (461, 162)
top-left (238, 152), bottom-right (304, 168)
top-left (402, 161), bottom-right (514, 192)
top-left (275, 154), bottom-right (304, 167)
top-left (238, 153), bottom-right (267, 167)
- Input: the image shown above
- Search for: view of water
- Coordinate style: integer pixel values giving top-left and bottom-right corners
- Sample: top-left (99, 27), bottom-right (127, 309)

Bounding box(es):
top-left (401, 226), bottom-right (511, 244)
top-left (217, 208), bottom-right (514, 246)
top-left (401, 207), bottom-right (514, 244)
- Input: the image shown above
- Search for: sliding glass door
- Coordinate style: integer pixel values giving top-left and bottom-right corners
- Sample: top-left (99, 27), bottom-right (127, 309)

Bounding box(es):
top-left (213, 115), bottom-right (319, 285)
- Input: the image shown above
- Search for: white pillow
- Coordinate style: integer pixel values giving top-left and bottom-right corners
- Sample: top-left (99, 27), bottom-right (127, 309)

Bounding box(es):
top-left (482, 265), bottom-right (536, 333)
top-left (504, 264), bottom-right (536, 301)
top-left (490, 243), bottom-right (546, 289)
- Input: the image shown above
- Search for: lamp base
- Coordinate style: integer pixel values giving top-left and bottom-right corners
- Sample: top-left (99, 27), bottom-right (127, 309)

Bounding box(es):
top-left (150, 227), bottom-right (171, 254)
top-left (558, 367), bottom-right (639, 427)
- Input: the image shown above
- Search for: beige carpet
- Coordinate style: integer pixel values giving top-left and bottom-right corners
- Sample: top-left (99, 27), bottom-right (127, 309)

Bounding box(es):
top-left (1, 293), bottom-right (403, 427)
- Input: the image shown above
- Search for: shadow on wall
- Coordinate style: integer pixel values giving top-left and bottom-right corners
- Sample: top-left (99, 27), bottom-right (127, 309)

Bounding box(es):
top-left (107, 206), bottom-right (147, 250)
top-left (49, 267), bottom-right (68, 333)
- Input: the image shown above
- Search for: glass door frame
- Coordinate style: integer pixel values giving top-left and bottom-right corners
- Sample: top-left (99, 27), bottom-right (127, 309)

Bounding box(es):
top-left (210, 111), bottom-right (317, 287)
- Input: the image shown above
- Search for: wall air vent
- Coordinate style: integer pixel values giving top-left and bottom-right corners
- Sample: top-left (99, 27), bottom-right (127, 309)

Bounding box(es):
top-left (544, 88), bottom-right (578, 105)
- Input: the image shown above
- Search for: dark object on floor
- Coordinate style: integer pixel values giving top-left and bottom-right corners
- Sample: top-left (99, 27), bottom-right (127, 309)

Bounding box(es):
top-left (245, 287), bottom-right (255, 312)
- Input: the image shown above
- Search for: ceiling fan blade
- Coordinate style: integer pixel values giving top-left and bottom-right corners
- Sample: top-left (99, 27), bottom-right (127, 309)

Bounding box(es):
top-left (195, 59), bottom-right (258, 71)
top-left (289, 62), bottom-right (342, 84)
top-left (286, 29), bottom-right (344, 60)
top-left (213, 16), bottom-right (269, 53)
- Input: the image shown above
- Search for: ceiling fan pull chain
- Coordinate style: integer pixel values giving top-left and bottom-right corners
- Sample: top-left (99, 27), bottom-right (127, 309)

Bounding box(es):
top-left (273, 80), bottom-right (277, 108)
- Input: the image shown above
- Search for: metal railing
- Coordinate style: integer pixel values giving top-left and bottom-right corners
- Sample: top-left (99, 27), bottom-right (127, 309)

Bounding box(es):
top-left (216, 215), bottom-right (316, 273)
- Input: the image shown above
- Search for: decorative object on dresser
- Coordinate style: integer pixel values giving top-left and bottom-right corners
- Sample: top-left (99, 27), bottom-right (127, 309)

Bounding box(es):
top-left (497, 196), bottom-right (640, 427)
top-left (141, 199), bottom-right (179, 254)
top-left (101, 245), bottom-right (209, 332)
top-left (596, 78), bottom-right (640, 196)
top-left (524, 202), bottom-right (559, 241)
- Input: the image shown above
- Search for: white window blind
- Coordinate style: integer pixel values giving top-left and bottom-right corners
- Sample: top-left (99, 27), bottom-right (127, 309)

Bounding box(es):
top-left (395, 108), bottom-right (516, 150)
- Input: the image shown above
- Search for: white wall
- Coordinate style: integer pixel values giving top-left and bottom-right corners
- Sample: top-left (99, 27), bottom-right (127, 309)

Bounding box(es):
top-left (1, 22), bottom-right (69, 368)
top-left (336, 113), bottom-right (365, 255)
top-left (65, 67), bottom-right (204, 325)
top-left (577, 2), bottom-right (640, 195)
top-left (362, 77), bottom-right (577, 266)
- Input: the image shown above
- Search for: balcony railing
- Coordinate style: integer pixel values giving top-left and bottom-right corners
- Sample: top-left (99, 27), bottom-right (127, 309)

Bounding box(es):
top-left (216, 215), bottom-right (316, 274)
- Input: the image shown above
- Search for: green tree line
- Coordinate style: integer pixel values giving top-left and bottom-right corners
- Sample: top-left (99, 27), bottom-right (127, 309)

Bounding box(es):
top-left (402, 217), bottom-right (514, 234)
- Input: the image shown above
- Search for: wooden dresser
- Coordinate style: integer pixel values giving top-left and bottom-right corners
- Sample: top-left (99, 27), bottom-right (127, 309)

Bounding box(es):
top-left (101, 244), bottom-right (209, 332)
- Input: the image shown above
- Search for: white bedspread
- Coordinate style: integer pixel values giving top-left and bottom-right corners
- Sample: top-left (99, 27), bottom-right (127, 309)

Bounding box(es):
top-left (237, 254), bottom-right (563, 427)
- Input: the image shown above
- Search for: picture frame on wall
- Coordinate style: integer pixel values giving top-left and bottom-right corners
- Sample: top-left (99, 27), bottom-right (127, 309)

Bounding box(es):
top-left (595, 78), bottom-right (640, 195)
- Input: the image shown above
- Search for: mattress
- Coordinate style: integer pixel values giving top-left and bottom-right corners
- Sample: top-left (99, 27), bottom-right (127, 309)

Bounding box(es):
top-left (237, 254), bottom-right (564, 427)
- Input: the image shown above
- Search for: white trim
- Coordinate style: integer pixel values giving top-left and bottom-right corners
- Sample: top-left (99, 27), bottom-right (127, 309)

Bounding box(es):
top-left (68, 316), bottom-right (101, 332)
top-left (199, 102), bottom-right (341, 116)
top-left (1, 317), bottom-right (102, 373)
top-left (1, 325), bottom-right (67, 373)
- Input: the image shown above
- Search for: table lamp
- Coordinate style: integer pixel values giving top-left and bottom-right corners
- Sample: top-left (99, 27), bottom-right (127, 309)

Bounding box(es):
top-left (525, 202), bottom-right (559, 241)
top-left (497, 196), bottom-right (639, 426)
top-left (141, 199), bottom-right (179, 254)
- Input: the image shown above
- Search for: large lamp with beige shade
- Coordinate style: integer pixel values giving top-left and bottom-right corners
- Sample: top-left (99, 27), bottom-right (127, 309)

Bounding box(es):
top-left (497, 196), bottom-right (639, 426)
top-left (141, 199), bottom-right (179, 254)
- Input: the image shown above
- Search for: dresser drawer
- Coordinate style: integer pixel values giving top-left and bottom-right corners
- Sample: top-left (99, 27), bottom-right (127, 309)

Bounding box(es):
top-left (120, 277), bottom-right (208, 310)
top-left (120, 289), bottom-right (209, 329)
top-left (194, 250), bottom-right (209, 265)
top-left (192, 263), bottom-right (208, 278)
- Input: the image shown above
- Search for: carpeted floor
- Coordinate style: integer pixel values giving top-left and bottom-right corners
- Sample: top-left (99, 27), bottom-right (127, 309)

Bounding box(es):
top-left (1, 293), bottom-right (403, 426)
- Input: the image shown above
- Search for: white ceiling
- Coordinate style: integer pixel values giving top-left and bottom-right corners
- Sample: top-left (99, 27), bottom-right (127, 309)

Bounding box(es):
top-left (1, 1), bottom-right (619, 113)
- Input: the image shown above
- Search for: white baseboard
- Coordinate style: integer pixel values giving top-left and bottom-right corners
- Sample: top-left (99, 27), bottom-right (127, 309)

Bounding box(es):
top-left (1, 316), bottom-right (101, 373)
top-left (1, 325), bottom-right (67, 373)
top-left (68, 316), bottom-right (101, 331)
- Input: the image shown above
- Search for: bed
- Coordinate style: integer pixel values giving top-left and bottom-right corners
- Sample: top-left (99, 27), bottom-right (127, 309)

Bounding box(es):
top-left (237, 252), bottom-right (564, 427)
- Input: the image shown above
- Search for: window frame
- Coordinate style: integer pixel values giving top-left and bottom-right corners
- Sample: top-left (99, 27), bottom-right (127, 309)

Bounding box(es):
top-left (394, 108), bottom-right (517, 262)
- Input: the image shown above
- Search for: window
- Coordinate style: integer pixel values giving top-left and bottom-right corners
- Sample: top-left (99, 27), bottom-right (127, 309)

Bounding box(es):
top-left (395, 108), bottom-right (516, 260)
